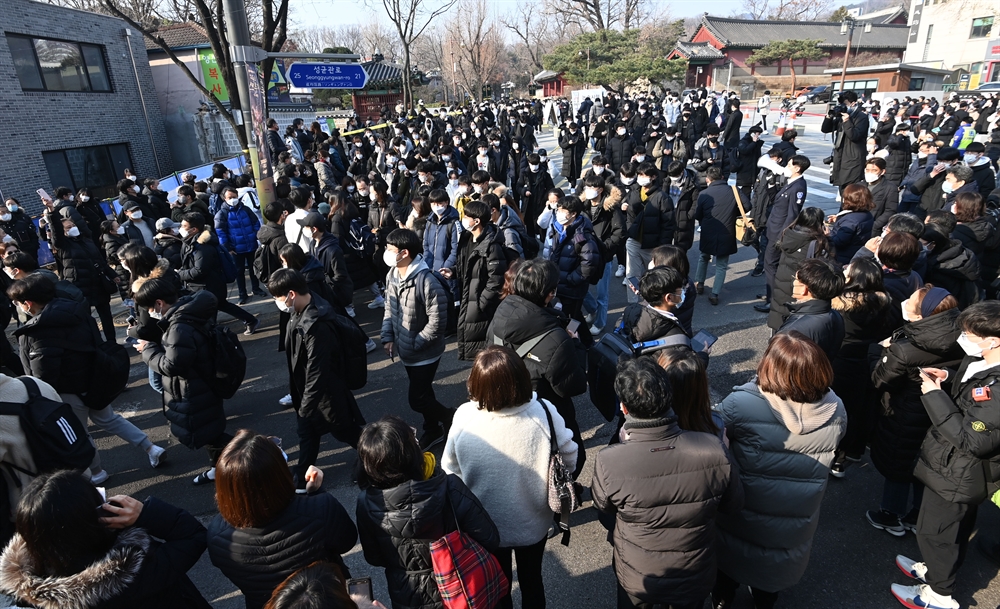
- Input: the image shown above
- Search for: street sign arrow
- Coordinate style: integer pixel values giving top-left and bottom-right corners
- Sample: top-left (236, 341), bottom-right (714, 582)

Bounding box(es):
top-left (286, 63), bottom-right (369, 89)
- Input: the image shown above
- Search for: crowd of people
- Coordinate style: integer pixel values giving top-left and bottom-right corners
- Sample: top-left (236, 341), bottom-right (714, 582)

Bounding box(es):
top-left (0, 85), bottom-right (997, 609)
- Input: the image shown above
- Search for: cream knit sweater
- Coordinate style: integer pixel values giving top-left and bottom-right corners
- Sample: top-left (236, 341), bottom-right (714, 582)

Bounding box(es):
top-left (0, 374), bottom-right (63, 510)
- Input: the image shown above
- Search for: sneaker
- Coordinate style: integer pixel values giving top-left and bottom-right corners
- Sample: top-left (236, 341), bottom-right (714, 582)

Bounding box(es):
top-left (345, 305), bottom-right (356, 318)
top-left (753, 302), bottom-right (771, 313)
top-left (368, 296), bottom-right (385, 309)
top-left (193, 467), bottom-right (216, 485)
top-left (695, 282), bottom-right (705, 295)
top-left (896, 555), bottom-right (928, 583)
top-left (365, 338), bottom-right (377, 354)
top-left (419, 426), bottom-right (445, 450)
top-left (830, 455), bottom-right (848, 478)
top-left (621, 277), bottom-right (628, 286)
top-left (90, 469), bottom-right (109, 485)
top-left (244, 317), bottom-right (261, 335)
top-left (901, 508), bottom-right (919, 534)
top-left (615, 264), bottom-right (625, 277)
top-left (589, 323), bottom-right (603, 336)
top-left (708, 294), bottom-right (719, 306)
top-left (238, 295), bottom-right (250, 305)
top-left (750, 265), bottom-right (764, 277)
top-left (867, 509), bottom-right (905, 537)
top-left (890, 583), bottom-right (958, 609)
top-left (584, 312), bottom-right (595, 324)
top-left (278, 393), bottom-right (293, 407)
top-left (147, 444), bottom-right (166, 468)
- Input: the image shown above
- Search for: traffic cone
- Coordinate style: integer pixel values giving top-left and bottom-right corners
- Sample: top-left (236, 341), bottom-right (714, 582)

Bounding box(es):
top-left (774, 113), bottom-right (786, 137)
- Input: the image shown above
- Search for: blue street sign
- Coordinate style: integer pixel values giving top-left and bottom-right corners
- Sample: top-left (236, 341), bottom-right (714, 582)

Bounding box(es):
top-left (286, 63), bottom-right (368, 89)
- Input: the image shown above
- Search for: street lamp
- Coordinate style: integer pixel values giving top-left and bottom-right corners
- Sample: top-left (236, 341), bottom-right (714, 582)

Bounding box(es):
top-left (578, 47), bottom-right (591, 87)
top-left (838, 16), bottom-right (872, 95)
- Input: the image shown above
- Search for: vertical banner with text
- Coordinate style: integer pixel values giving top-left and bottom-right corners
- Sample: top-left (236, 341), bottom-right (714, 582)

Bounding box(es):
top-left (247, 65), bottom-right (273, 189)
top-left (198, 49), bottom-right (230, 103)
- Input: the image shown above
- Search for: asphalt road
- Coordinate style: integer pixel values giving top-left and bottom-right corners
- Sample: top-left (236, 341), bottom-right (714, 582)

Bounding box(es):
top-left (30, 122), bottom-right (999, 609)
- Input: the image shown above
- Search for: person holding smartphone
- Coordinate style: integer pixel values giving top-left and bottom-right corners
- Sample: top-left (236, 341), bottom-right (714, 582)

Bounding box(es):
top-left (889, 300), bottom-right (1000, 609)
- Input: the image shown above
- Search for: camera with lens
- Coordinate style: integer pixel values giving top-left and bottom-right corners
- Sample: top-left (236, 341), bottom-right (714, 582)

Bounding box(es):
top-left (828, 103), bottom-right (848, 117)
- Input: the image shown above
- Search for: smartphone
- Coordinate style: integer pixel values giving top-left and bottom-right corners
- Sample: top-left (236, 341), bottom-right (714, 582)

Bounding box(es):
top-left (626, 276), bottom-right (641, 294)
top-left (566, 319), bottom-right (580, 335)
top-left (692, 329), bottom-right (718, 353)
top-left (347, 577), bottom-right (373, 601)
top-left (126, 315), bottom-right (137, 326)
top-left (36, 188), bottom-right (50, 200)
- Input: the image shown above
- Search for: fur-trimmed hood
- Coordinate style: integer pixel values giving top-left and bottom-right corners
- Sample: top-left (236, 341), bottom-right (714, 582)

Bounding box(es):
top-left (580, 182), bottom-right (624, 212)
top-left (195, 229), bottom-right (214, 245)
top-left (832, 290), bottom-right (891, 313)
top-left (0, 528), bottom-right (150, 609)
top-left (130, 257), bottom-right (171, 294)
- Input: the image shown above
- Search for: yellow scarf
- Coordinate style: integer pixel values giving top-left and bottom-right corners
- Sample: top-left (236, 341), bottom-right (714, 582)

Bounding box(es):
top-left (422, 452), bottom-right (436, 480)
top-left (640, 187), bottom-right (649, 202)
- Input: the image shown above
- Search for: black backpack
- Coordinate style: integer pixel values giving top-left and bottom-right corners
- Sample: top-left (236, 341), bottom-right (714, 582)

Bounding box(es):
top-left (203, 324), bottom-right (247, 399)
top-left (587, 323), bottom-right (691, 421)
top-left (81, 341), bottom-right (130, 410)
top-left (428, 270), bottom-right (457, 335)
top-left (573, 231), bottom-right (610, 285)
top-left (0, 377), bottom-right (95, 475)
top-left (727, 145), bottom-right (743, 173)
top-left (330, 313), bottom-right (369, 391)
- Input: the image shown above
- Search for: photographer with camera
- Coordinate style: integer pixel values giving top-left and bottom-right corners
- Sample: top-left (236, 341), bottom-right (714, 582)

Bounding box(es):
top-left (822, 91), bottom-right (869, 194)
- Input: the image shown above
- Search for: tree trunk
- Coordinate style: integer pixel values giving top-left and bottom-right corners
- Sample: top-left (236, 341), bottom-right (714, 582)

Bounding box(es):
top-left (402, 42), bottom-right (412, 112)
top-left (788, 60), bottom-right (797, 97)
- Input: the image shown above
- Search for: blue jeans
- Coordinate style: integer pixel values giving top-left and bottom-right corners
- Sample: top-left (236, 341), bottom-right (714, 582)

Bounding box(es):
top-left (882, 478), bottom-right (924, 517)
top-left (694, 253), bottom-right (730, 295)
top-left (148, 366), bottom-right (163, 394)
top-left (583, 260), bottom-right (613, 329)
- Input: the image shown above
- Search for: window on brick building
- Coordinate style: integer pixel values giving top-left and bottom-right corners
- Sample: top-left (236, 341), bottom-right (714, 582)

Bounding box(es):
top-left (42, 144), bottom-right (132, 199)
top-left (971, 17), bottom-right (994, 39)
top-left (6, 34), bottom-right (111, 92)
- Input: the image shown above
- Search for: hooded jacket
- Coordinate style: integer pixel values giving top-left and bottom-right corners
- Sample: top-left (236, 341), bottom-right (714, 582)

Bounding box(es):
top-left (591, 411), bottom-right (743, 605)
top-left (666, 169), bottom-right (700, 251)
top-left (868, 177), bottom-right (898, 237)
top-left (884, 134), bottom-right (912, 186)
top-left (207, 493), bottom-right (358, 609)
top-left (14, 298), bottom-right (99, 396)
top-left (176, 229), bottom-right (228, 300)
top-left (256, 222), bottom-right (288, 285)
top-left (582, 184), bottom-right (625, 257)
top-left (913, 354), bottom-right (1000, 504)
top-left (695, 180), bottom-right (741, 258)
top-left (767, 226), bottom-right (825, 331)
top-left (549, 214), bottom-right (602, 301)
top-left (142, 291), bottom-right (225, 449)
top-left (735, 133), bottom-right (765, 187)
top-left (716, 383), bottom-right (846, 592)
top-left (47, 216), bottom-right (116, 304)
top-left (422, 205), bottom-right (461, 271)
top-left (154, 233), bottom-right (184, 272)
top-left (128, 260), bottom-right (186, 344)
top-left (487, 294), bottom-right (587, 406)
top-left (970, 157), bottom-right (996, 199)
top-left (829, 210), bottom-right (874, 264)
top-left (871, 308), bottom-right (965, 483)
top-left (454, 225), bottom-right (507, 360)
top-left (619, 304), bottom-right (689, 345)
top-left (381, 256), bottom-right (448, 366)
top-left (0, 498), bottom-right (211, 609)
top-left (356, 473), bottom-right (500, 609)
top-left (310, 232), bottom-right (354, 310)
top-left (494, 205), bottom-right (528, 259)
top-left (925, 238), bottom-right (981, 309)
top-left (215, 201), bottom-right (261, 255)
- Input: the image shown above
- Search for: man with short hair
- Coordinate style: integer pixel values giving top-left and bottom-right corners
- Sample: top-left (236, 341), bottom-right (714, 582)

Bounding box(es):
top-left (265, 118), bottom-right (288, 167)
top-left (758, 154), bottom-right (809, 313)
top-left (592, 357), bottom-right (743, 609)
top-left (215, 187), bottom-right (264, 304)
top-left (285, 187), bottom-right (314, 253)
top-left (865, 157), bottom-right (897, 236)
top-left (268, 268), bottom-right (365, 488)
top-left (777, 257), bottom-right (846, 362)
top-left (693, 166), bottom-right (743, 305)
top-left (381, 229), bottom-right (453, 449)
top-left (299, 212), bottom-right (355, 318)
top-left (822, 91), bottom-right (869, 193)
top-left (121, 201), bottom-right (154, 248)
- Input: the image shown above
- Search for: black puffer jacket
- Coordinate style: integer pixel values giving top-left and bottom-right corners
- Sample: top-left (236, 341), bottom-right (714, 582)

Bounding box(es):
top-left (829, 211), bottom-right (874, 264)
top-left (487, 295), bottom-right (587, 406)
top-left (13, 298), bottom-right (98, 396)
top-left (915, 356), bottom-right (1000, 504)
top-left (767, 227), bottom-right (826, 331)
top-left (953, 216), bottom-right (1000, 283)
top-left (582, 185), bottom-right (625, 257)
top-left (871, 309), bottom-right (964, 483)
top-left (142, 291), bottom-right (225, 449)
top-left (207, 493), bottom-right (358, 609)
top-left (154, 234), bottom-right (184, 272)
top-left (176, 229), bottom-right (228, 300)
top-left (619, 304), bottom-right (689, 345)
top-left (127, 260), bottom-right (186, 344)
top-left (735, 134), bottom-right (764, 187)
top-left (0, 497), bottom-right (211, 609)
top-left (330, 208), bottom-right (378, 289)
top-left (777, 299), bottom-right (845, 363)
top-left (695, 181), bottom-right (740, 258)
top-left (591, 413), bottom-right (743, 605)
top-left (256, 222), bottom-right (289, 285)
top-left (549, 214), bottom-right (602, 301)
top-left (48, 215), bottom-right (116, 304)
top-left (453, 225), bottom-right (507, 361)
top-left (356, 473), bottom-right (501, 609)
top-left (666, 169), bottom-right (700, 251)
top-left (884, 135), bottom-right (911, 186)
top-left (924, 238), bottom-right (981, 309)
top-left (868, 177), bottom-right (898, 237)
top-left (311, 232), bottom-right (355, 311)
top-left (625, 181), bottom-right (675, 249)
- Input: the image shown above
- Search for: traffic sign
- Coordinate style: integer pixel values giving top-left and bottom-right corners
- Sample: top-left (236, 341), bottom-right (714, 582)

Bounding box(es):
top-left (287, 63), bottom-right (368, 89)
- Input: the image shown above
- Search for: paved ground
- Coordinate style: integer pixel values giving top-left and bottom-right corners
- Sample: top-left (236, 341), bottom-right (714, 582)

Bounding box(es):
top-left (25, 119), bottom-right (1000, 609)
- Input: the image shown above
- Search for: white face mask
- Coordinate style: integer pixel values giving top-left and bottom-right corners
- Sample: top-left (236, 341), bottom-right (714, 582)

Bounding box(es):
top-left (68, 194), bottom-right (75, 202)
top-left (617, 129), bottom-right (627, 136)
top-left (783, 166), bottom-right (795, 178)
top-left (584, 188), bottom-right (599, 200)
top-left (529, 164), bottom-right (539, 172)
top-left (431, 204), bottom-right (446, 216)
top-left (901, 301), bottom-right (912, 322)
top-left (2, 267), bottom-right (14, 279)
top-left (556, 210), bottom-right (571, 225)
top-left (130, 210), bottom-right (143, 220)
top-left (80, 196), bottom-right (90, 202)
top-left (178, 227), bottom-right (191, 238)
top-left (473, 185), bottom-right (483, 194)
top-left (7, 205), bottom-right (17, 213)
top-left (592, 166), bottom-right (605, 175)
top-left (634, 155), bottom-right (646, 162)
top-left (958, 333), bottom-right (993, 357)
top-left (383, 249), bottom-right (400, 268)
top-left (226, 198), bottom-right (238, 206)
top-left (274, 297), bottom-right (291, 313)
top-left (636, 176), bottom-right (651, 187)
top-left (148, 307), bottom-right (163, 320)
top-left (115, 225), bottom-right (125, 235)
top-left (918, 152), bottom-right (929, 159)
top-left (620, 176), bottom-right (635, 185)
top-left (66, 226), bottom-right (81, 238)
top-left (864, 172), bottom-right (880, 183)
top-left (0, 214), bottom-right (10, 222)
top-left (461, 217), bottom-right (477, 231)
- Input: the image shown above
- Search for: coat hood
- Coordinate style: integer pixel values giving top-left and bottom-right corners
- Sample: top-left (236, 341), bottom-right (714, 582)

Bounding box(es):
top-left (778, 226), bottom-right (819, 255)
top-left (195, 229), bottom-right (214, 245)
top-left (900, 307), bottom-right (962, 355)
top-left (131, 258), bottom-right (172, 294)
top-left (13, 298), bottom-right (91, 338)
top-left (737, 382), bottom-right (840, 435)
top-left (360, 474), bottom-right (450, 540)
top-left (258, 222), bottom-right (285, 245)
top-left (931, 239), bottom-right (980, 280)
top-left (0, 528), bottom-right (150, 609)
top-left (299, 256), bottom-right (325, 284)
top-left (165, 290), bottom-right (218, 326)
top-left (495, 205), bottom-right (525, 232)
top-left (490, 295), bottom-right (563, 346)
top-left (832, 290), bottom-right (891, 313)
top-left (579, 182), bottom-right (624, 212)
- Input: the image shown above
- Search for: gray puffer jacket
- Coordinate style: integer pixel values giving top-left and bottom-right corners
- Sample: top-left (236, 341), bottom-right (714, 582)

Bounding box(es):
top-left (380, 256), bottom-right (449, 365)
top-left (715, 383), bottom-right (846, 592)
top-left (591, 413), bottom-right (743, 605)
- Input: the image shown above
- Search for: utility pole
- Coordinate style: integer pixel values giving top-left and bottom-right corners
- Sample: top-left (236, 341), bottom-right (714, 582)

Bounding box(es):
top-left (221, 0), bottom-right (275, 207)
top-left (839, 16), bottom-right (856, 97)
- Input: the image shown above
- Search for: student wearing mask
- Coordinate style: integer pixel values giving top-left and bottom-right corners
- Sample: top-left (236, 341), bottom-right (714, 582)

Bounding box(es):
top-left (518, 154), bottom-right (555, 238)
top-left (777, 258), bottom-right (846, 362)
top-left (215, 188), bottom-right (265, 305)
top-left (624, 164), bottom-right (676, 304)
top-left (422, 188), bottom-right (462, 285)
top-left (865, 158), bottom-right (898, 237)
top-left (762, 155), bottom-right (809, 305)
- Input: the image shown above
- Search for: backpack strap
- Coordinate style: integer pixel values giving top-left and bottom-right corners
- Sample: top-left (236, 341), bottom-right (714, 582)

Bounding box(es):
top-left (17, 377), bottom-right (39, 400)
top-left (512, 328), bottom-right (560, 359)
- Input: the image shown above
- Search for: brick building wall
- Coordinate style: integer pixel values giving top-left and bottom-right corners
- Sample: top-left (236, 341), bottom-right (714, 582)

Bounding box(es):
top-left (0, 0), bottom-right (173, 215)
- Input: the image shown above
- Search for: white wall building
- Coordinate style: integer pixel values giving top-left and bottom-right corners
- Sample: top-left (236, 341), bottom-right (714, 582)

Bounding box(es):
top-left (903, 0), bottom-right (998, 88)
